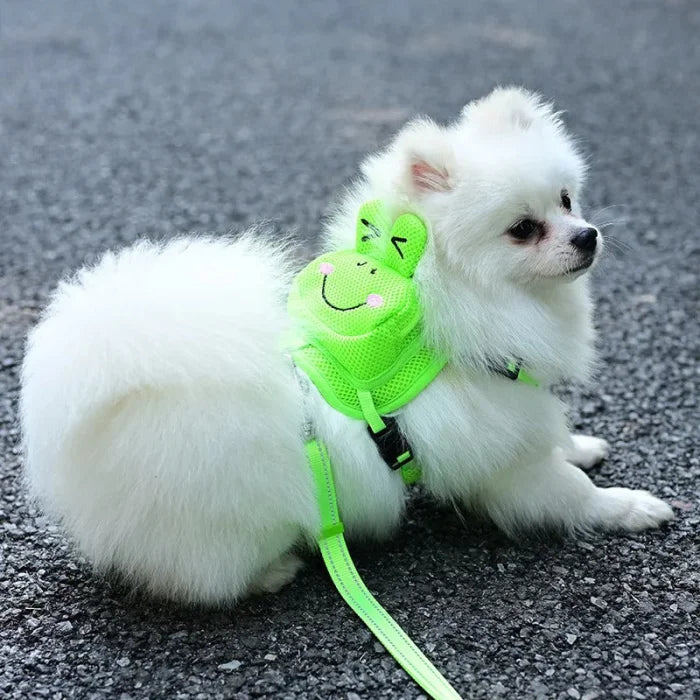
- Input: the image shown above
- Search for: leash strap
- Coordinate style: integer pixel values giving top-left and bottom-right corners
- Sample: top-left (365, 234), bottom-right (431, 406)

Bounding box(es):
top-left (305, 439), bottom-right (462, 700)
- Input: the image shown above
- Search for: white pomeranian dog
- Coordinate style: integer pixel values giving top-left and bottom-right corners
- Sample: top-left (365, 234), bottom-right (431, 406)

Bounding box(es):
top-left (21, 87), bottom-right (673, 605)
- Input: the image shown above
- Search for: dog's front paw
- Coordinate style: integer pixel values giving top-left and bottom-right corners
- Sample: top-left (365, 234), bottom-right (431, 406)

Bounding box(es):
top-left (568, 434), bottom-right (610, 470)
top-left (595, 487), bottom-right (674, 532)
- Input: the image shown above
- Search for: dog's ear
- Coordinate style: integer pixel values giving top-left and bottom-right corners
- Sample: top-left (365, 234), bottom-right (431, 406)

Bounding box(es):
top-left (361, 118), bottom-right (456, 197)
top-left (395, 118), bottom-right (455, 194)
top-left (461, 86), bottom-right (562, 133)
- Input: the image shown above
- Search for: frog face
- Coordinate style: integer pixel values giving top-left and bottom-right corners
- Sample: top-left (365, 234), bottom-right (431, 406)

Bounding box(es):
top-left (311, 250), bottom-right (411, 334)
top-left (319, 259), bottom-right (382, 311)
top-left (288, 201), bottom-right (429, 338)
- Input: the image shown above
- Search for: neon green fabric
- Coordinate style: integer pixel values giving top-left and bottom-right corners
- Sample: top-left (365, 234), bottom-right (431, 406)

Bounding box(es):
top-left (287, 200), bottom-right (447, 424)
top-left (506, 361), bottom-right (539, 387)
top-left (305, 438), bottom-right (463, 700)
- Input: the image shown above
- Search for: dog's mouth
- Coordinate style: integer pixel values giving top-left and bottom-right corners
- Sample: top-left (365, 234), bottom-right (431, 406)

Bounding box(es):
top-left (565, 257), bottom-right (595, 275)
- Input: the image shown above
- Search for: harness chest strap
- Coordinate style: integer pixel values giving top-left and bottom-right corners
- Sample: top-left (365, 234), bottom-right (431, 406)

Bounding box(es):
top-left (357, 389), bottom-right (422, 484)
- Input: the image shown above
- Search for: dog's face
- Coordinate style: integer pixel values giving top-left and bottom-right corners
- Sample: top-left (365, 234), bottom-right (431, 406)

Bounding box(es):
top-left (362, 87), bottom-right (601, 289)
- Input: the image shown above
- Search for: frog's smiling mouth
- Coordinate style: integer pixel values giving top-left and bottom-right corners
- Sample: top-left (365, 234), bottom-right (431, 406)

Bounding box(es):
top-left (321, 275), bottom-right (366, 312)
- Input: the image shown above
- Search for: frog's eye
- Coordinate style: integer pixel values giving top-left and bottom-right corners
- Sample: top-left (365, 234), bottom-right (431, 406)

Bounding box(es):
top-left (356, 261), bottom-right (367, 267)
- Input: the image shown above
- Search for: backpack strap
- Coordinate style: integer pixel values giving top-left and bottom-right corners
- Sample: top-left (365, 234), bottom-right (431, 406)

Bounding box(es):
top-left (357, 390), bottom-right (421, 484)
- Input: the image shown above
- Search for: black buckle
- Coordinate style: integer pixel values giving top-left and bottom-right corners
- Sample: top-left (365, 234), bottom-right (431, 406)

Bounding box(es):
top-left (490, 359), bottom-right (520, 381)
top-left (502, 362), bottom-right (520, 381)
top-left (367, 416), bottom-right (414, 470)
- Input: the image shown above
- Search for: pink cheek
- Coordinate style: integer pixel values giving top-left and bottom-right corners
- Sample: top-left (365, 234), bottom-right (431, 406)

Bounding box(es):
top-left (366, 294), bottom-right (384, 308)
top-left (319, 262), bottom-right (335, 276)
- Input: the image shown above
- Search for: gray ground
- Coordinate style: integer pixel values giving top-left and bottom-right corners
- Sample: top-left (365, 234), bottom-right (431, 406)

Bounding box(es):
top-left (1, 0), bottom-right (698, 698)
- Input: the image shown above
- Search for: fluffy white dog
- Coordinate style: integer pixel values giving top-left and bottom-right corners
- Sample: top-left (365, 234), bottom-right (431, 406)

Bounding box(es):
top-left (21, 87), bottom-right (673, 605)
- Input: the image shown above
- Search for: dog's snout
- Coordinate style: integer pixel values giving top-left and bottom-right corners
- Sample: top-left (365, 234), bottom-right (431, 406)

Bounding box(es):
top-left (571, 227), bottom-right (598, 253)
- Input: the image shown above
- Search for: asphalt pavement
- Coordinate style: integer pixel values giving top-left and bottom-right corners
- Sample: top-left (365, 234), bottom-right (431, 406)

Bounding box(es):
top-left (0, 1), bottom-right (698, 698)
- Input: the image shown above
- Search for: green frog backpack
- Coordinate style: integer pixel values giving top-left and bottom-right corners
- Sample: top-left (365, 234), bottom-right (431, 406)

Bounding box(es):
top-left (287, 200), bottom-right (446, 482)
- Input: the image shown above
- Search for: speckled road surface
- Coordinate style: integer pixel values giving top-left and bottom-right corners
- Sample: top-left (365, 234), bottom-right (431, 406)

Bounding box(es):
top-left (1, 1), bottom-right (698, 698)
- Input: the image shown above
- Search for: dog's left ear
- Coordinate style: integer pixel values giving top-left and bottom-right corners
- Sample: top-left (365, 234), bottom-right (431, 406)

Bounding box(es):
top-left (362, 118), bottom-right (456, 198)
top-left (395, 118), bottom-right (456, 195)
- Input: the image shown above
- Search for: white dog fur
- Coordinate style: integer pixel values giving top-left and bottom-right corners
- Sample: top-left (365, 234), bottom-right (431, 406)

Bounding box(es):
top-left (21, 87), bottom-right (673, 605)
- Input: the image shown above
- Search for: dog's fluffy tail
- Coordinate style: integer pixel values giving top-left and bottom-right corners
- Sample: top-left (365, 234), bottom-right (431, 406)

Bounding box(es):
top-left (20, 234), bottom-right (317, 603)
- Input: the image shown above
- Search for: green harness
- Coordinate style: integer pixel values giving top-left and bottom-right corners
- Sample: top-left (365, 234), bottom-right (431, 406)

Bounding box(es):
top-left (287, 201), bottom-right (537, 699)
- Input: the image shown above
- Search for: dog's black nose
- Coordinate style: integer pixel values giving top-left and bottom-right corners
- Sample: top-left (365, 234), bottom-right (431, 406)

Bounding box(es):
top-left (571, 227), bottom-right (598, 252)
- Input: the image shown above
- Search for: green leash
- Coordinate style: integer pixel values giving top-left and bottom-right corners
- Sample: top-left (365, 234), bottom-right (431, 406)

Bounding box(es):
top-left (306, 439), bottom-right (463, 700)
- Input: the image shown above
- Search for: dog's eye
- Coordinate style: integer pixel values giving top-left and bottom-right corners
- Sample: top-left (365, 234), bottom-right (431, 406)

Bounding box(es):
top-left (508, 219), bottom-right (540, 241)
top-left (561, 190), bottom-right (572, 211)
